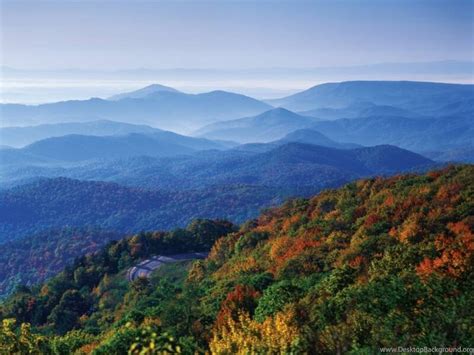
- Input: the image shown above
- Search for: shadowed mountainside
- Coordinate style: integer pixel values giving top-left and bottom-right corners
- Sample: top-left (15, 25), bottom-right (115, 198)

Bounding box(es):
top-left (268, 80), bottom-right (474, 112)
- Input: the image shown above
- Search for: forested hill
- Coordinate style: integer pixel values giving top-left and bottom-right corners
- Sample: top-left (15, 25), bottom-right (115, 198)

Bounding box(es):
top-left (0, 178), bottom-right (280, 242)
top-left (0, 143), bottom-right (434, 242)
top-left (0, 228), bottom-right (123, 298)
top-left (0, 165), bottom-right (472, 353)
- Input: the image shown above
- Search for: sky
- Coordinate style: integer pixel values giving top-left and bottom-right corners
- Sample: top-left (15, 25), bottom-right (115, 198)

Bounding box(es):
top-left (0, 0), bottom-right (473, 103)
top-left (1, 0), bottom-right (473, 70)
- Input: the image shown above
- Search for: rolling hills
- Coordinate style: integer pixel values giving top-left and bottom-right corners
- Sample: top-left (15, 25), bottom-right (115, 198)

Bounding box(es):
top-left (0, 143), bottom-right (434, 242)
top-left (0, 141), bottom-right (434, 190)
top-left (0, 178), bottom-right (282, 242)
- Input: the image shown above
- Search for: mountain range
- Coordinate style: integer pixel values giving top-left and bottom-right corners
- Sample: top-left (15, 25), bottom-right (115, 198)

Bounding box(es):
top-left (1, 80), bottom-right (471, 193)
top-left (0, 77), bottom-right (472, 353)
top-left (0, 128), bottom-right (235, 165)
top-left (1, 89), bottom-right (272, 132)
top-left (298, 101), bottom-right (422, 120)
top-left (234, 129), bottom-right (361, 153)
top-left (0, 127), bottom-right (434, 188)
top-left (0, 80), bottom-right (470, 241)
top-left (311, 115), bottom-right (473, 154)
top-left (195, 105), bottom-right (473, 157)
top-left (268, 80), bottom-right (474, 113)
top-left (0, 120), bottom-right (162, 148)
top-left (195, 108), bottom-right (319, 143)
top-left (0, 142), bottom-right (434, 242)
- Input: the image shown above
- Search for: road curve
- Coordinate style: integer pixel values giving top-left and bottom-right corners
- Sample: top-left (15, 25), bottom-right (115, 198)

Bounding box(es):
top-left (126, 252), bottom-right (208, 281)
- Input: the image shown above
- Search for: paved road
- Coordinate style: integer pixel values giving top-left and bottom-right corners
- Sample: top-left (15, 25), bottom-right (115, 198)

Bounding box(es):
top-left (126, 252), bottom-right (208, 281)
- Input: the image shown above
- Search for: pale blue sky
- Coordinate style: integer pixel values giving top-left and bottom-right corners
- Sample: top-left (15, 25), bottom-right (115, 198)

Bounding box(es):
top-left (1, 0), bottom-right (473, 70)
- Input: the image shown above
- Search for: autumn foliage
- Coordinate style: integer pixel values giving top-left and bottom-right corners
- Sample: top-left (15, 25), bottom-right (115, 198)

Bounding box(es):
top-left (216, 285), bottom-right (260, 329)
top-left (210, 308), bottom-right (304, 354)
top-left (202, 165), bottom-right (473, 352)
top-left (1, 165), bottom-right (473, 353)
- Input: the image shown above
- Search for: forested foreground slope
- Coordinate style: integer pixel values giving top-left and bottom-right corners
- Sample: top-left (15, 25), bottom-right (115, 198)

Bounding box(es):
top-left (0, 165), bottom-right (472, 353)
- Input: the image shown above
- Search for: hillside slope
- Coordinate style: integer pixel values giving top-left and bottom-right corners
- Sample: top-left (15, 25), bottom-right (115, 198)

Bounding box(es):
top-left (299, 102), bottom-right (421, 120)
top-left (199, 164), bottom-right (474, 353)
top-left (312, 115), bottom-right (473, 153)
top-left (0, 228), bottom-right (122, 297)
top-left (0, 165), bottom-right (472, 353)
top-left (275, 129), bottom-right (360, 149)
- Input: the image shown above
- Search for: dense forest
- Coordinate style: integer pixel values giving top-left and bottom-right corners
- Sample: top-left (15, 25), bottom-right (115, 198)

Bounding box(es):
top-left (0, 228), bottom-right (123, 298)
top-left (0, 143), bottom-right (435, 243)
top-left (2, 141), bottom-right (434, 190)
top-left (0, 165), bottom-right (472, 353)
top-left (0, 178), bottom-right (279, 242)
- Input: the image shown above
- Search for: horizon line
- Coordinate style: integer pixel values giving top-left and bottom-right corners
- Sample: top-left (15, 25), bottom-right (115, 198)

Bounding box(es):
top-left (2, 59), bottom-right (474, 73)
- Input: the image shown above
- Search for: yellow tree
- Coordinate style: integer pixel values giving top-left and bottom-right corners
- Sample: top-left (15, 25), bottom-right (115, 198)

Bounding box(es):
top-left (210, 307), bottom-right (305, 354)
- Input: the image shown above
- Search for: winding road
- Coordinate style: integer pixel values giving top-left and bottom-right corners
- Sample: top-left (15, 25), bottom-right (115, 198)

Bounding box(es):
top-left (126, 252), bottom-right (208, 281)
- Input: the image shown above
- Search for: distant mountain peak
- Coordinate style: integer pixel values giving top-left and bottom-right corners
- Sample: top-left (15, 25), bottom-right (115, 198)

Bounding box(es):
top-left (195, 107), bottom-right (318, 143)
top-left (280, 128), bottom-right (333, 140)
top-left (205, 90), bottom-right (231, 95)
top-left (267, 107), bottom-right (293, 114)
top-left (276, 128), bottom-right (362, 149)
top-left (253, 107), bottom-right (302, 120)
top-left (108, 83), bottom-right (181, 101)
top-left (144, 83), bottom-right (178, 90)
